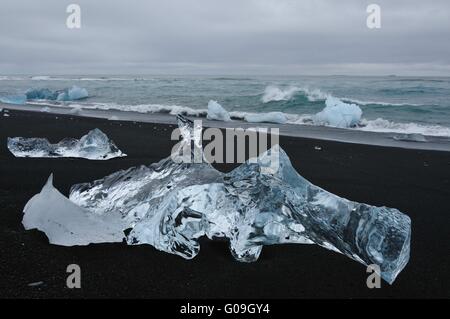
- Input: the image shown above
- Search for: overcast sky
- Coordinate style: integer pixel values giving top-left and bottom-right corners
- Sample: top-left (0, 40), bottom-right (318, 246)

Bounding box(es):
top-left (1, 0), bottom-right (449, 76)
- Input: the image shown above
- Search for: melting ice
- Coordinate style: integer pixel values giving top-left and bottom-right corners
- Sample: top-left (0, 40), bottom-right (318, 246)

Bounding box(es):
top-left (22, 116), bottom-right (411, 283)
top-left (8, 128), bottom-right (126, 160)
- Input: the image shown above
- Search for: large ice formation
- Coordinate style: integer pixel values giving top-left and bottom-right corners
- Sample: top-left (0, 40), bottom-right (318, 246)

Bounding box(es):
top-left (22, 116), bottom-right (411, 283)
top-left (8, 128), bottom-right (126, 160)
top-left (314, 96), bottom-right (362, 128)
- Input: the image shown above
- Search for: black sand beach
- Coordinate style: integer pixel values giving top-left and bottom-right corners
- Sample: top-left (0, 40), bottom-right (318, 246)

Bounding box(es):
top-left (0, 109), bottom-right (449, 298)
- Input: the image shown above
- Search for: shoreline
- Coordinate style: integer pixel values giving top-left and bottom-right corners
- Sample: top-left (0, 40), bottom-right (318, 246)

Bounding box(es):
top-left (2, 102), bottom-right (450, 152)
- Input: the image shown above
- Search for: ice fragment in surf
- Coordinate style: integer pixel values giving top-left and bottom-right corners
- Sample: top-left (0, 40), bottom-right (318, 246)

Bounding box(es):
top-left (25, 86), bottom-right (88, 101)
top-left (8, 128), bottom-right (126, 160)
top-left (207, 100), bottom-right (231, 122)
top-left (24, 115), bottom-right (411, 283)
top-left (314, 96), bottom-right (362, 128)
top-left (393, 133), bottom-right (427, 142)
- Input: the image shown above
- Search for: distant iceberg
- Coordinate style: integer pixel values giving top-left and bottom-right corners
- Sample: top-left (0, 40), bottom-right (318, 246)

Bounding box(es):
top-left (8, 128), bottom-right (126, 160)
top-left (23, 115), bottom-right (411, 283)
top-left (314, 96), bottom-right (362, 128)
top-left (207, 100), bottom-right (231, 122)
top-left (0, 95), bottom-right (27, 105)
top-left (25, 86), bottom-right (88, 101)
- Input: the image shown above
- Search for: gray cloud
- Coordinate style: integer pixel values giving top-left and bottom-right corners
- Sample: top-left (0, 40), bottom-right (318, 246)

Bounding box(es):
top-left (0, 0), bottom-right (449, 75)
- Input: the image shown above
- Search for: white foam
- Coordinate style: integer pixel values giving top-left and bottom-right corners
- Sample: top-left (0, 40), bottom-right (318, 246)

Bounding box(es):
top-left (358, 118), bottom-right (450, 137)
top-left (70, 102), bottom-right (208, 117)
top-left (342, 97), bottom-right (423, 107)
top-left (207, 100), bottom-right (231, 122)
top-left (31, 76), bottom-right (51, 80)
top-left (244, 112), bottom-right (287, 124)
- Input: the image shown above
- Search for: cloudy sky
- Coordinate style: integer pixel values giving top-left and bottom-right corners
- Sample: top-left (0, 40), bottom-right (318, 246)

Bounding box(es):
top-left (1, 0), bottom-right (449, 75)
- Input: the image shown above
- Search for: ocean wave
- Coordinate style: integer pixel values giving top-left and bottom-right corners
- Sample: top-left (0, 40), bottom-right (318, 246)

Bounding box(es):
top-left (24, 98), bottom-right (450, 137)
top-left (358, 118), bottom-right (450, 137)
top-left (340, 97), bottom-right (423, 107)
top-left (261, 86), bottom-right (328, 103)
top-left (68, 102), bottom-right (208, 117)
top-left (261, 85), bottom-right (424, 107)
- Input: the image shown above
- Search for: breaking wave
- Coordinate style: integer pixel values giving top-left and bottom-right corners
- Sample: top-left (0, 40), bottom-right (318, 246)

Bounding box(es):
top-left (29, 98), bottom-right (449, 137)
top-left (261, 85), bottom-right (425, 107)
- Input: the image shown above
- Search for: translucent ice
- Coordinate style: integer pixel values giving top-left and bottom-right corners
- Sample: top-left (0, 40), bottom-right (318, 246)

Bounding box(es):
top-left (23, 174), bottom-right (125, 245)
top-left (8, 128), bottom-right (126, 160)
top-left (57, 86), bottom-right (89, 101)
top-left (0, 95), bottom-right (27, 105)
top-left (25, 86), bottom-right (88, 101)
top-left (314, 96), bottom-right (362, 128)
top-left (207, 100), bottom-right (231, 122)
top-left (23, 116), bottom-right (411, 283)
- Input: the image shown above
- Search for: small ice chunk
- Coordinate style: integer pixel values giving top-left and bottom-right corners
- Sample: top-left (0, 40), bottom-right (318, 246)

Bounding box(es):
top-left (0, 95), bottom-right (27, 105)
top-left (207, 100), bottom-right (231, 122)
top-left (23, 175), bottom-right (125, 246)
top-left (393, 133), bottom-right (427, 142)
top-left (244, 112), bottom-right (287, 124)
top-left (69, 106), bottom-right (83, 115)
top-left (57, 86), bottom-right (89, 101)
top-left (7, 128), bottom-right (126, 160)
top-left (314, 96), bottom-right (362, 128)
top-left (28, 281), bottom-right (44, 287)
top-left (26, 88), bottom-right (57, 100)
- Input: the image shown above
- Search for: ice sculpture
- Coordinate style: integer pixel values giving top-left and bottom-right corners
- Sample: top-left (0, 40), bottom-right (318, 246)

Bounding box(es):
top-left (8, 128), bottom-right (126, 160)
top-left (23, 116), bottom-right (411, 283)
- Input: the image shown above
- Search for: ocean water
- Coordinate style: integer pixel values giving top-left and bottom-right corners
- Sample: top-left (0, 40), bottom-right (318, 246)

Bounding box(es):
top-left (1, 75), bottom-right (450, 136)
